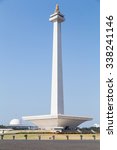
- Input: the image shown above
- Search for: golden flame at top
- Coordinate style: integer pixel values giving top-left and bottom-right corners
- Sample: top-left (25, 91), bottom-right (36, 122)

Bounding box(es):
top-left (55, 4), bottom-right (60, 13)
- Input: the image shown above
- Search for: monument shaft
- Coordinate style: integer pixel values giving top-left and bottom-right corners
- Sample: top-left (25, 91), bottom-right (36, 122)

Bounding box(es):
top-left (49, 5), bottom-right (65, 115)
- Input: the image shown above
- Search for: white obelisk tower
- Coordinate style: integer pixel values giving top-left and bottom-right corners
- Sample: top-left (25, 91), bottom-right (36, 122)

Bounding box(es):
top-left (22, 5), bottom-right (92, 129)
top-left (49, 4), bottom-right (65, 115)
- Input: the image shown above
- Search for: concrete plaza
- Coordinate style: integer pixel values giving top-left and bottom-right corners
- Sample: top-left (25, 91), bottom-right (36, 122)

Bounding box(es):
top-left (0, 140), bottom-right (100, 150)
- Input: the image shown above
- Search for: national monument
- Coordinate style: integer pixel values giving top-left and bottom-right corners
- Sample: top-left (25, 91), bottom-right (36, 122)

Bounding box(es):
top-left (22, 4), bottom-right (92, 130)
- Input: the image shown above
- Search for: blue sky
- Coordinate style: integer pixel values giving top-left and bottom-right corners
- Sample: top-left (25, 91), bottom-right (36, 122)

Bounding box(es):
top-left (0, 0), bottom-right (100, 127)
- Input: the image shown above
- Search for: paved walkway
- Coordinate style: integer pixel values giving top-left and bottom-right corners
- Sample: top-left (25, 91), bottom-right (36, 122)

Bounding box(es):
top-left (0, 140), bottom-right (100, 150)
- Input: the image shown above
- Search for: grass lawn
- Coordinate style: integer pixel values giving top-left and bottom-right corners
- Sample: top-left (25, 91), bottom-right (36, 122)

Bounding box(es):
top-left (1, 133), bottom-right (100, 140)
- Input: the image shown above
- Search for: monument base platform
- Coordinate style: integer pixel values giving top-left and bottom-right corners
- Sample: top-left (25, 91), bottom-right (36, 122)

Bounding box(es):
top-left (22, 114), bottom-right (92, 129)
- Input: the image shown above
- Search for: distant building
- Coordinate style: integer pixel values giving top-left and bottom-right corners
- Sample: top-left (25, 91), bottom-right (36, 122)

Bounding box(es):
top-left (8, 118), bottom-right (38, 130)
top-left (9, 119), bottom-right (21, 126)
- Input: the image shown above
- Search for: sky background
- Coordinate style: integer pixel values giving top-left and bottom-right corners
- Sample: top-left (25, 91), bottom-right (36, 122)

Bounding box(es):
top-left (0, 0), bottom-right (100, 127)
